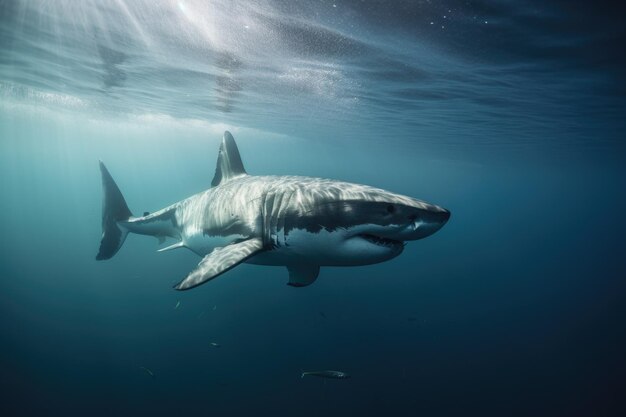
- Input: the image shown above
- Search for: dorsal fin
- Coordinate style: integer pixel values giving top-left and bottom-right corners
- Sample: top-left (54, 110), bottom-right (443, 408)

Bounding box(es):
top-left (211, 131), bottom-right (247, 187)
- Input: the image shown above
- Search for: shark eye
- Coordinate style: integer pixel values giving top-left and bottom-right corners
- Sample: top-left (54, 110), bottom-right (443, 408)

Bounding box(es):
top-left (386, 204), bottom-right (396, 214)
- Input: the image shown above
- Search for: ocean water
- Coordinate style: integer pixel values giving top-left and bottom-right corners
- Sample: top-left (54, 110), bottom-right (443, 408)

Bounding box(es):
top-left (1, 1), bottom-right (625, 416)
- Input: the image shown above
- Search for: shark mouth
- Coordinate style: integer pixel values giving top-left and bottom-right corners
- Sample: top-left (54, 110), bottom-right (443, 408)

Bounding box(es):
top-left (359, 234), bottom-right (403, 248)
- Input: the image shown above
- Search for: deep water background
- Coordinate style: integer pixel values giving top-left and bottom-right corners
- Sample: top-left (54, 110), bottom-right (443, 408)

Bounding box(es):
top-left (1, 1), bottom-right (625, 416)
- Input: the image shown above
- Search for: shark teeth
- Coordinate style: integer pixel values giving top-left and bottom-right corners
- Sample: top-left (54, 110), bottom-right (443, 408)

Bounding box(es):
top-left (360, 234), bottom-right (402, 248)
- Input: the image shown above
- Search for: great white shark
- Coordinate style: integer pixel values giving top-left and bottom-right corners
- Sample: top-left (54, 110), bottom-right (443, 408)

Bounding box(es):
top-left (96, 131), bottom-right (450, 290)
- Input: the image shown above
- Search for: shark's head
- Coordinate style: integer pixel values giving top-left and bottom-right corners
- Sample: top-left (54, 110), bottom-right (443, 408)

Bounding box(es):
top-left (287, 182), bottom-right (450, 266)
top-left (343, 197), bottom-right (451, 244)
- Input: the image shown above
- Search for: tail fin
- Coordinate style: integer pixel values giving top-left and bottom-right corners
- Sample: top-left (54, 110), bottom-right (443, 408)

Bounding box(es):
top-left (96, 161), bottom-right (132, 260)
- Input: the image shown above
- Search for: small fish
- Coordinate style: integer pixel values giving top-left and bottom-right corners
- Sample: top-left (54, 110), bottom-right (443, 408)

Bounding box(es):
top-left (174, 301), bottom-right (180, 310)
top-left (319, 311), bottom-right (326, 319)
top-left (212, 305), bottom-right (217, 311)
top-left (301, 370), bottom-right (350, 379)
top-left (140, 366), bottom-right (155, 378)
top-left (210, 342), bottom-right (220, 348)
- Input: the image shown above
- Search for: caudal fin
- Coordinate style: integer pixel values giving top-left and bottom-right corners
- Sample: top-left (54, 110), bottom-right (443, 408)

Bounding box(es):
top-left (96, 161), bottom-right (132, 260)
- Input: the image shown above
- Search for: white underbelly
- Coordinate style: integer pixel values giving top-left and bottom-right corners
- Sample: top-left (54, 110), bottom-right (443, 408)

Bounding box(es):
top-left (246, 228), bottom-right (337, 266)
top-left (247, 227), bottom-right (400, 266)
top-left (183, 231), bottom-right (246, 256)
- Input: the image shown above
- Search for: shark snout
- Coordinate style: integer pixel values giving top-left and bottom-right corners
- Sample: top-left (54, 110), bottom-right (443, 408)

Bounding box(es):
top-left (428, 208), bottom-right (450, 225)
top-left (403, 206), bottom-right (450, 240)
top-left (408, 208), bottom-right (449, 223)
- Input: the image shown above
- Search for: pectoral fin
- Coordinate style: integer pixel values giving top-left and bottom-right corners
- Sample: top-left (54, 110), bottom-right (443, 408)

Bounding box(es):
top-left (287, 264), bottom-right (320, 287)
top-left (174, 238), bottom-right (264, 290)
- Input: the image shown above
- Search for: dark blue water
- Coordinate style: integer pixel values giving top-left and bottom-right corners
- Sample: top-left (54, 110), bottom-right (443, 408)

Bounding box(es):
top-left (1, 1), bottom-right (625, 416)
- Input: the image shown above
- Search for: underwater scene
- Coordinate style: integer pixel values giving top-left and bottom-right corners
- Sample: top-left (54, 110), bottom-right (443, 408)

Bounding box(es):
top-left (1, 1), bottom-right (625, 416)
